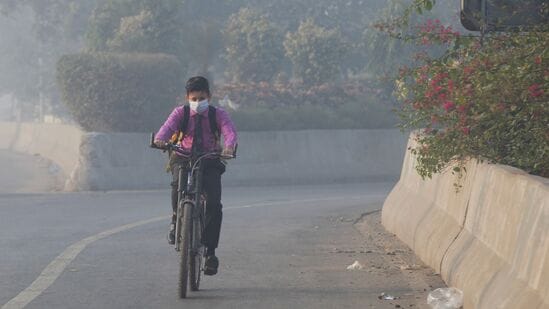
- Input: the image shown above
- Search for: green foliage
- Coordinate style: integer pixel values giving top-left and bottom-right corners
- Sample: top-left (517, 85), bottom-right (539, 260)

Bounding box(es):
top-left (229, 105), bottom-right (326, 131)
top-left (223, 8), bottom-right (285, 82)
top-left (394, 22), bottom-right (549, 178)
top-left (229, 101), bottom-right (397, 131)
top-left (57, 52), bottom-right (183, 132)
top-left (215, 81), bottom-right (398, 131)
top-left (221, 0), bottom-right (385, 77)
top-left (86, 0), bottom-right (185, 56)
top-left (284, 19), bottom-right (348, 86)
top-left (180, 3), bottom-right (225, 77)
top-left (361, 0), bottom-right (457, 77)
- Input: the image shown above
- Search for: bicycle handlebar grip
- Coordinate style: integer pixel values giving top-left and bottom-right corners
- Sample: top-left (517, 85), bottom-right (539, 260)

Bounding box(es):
top-left (150, 132), bottom-right (156, 148)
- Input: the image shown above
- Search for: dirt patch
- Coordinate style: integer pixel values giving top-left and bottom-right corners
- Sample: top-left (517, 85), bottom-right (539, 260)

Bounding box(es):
top-left (352, 210), bottom-right (447, 308)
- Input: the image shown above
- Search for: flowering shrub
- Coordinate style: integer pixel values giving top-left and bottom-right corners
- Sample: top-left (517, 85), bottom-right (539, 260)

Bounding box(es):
top-left (394, 19), bottom-right (548, 178)
top-left (215, 80), bottom-right (386, 108)
top-left (214, 80), bottom-right (398, 131)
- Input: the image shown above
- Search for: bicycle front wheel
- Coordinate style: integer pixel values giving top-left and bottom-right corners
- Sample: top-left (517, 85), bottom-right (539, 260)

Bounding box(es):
top-left (178, 202), bottom-right (192, 299)
top-left (189, 203), bottom-right (204, 291)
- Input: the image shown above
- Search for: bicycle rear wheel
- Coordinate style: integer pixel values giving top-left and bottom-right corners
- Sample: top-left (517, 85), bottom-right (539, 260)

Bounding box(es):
top-left (189, 203), bottom-right (204, 291)
top-left (178, 202), bottom-right (192, 299)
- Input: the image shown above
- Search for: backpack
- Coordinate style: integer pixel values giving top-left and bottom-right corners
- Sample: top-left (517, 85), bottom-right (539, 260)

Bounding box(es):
top-left (170, 105), bottom-right (220, 145)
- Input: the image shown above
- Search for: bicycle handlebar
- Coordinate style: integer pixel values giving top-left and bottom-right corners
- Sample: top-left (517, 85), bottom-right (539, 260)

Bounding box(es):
top-left (149, 132), bottom-right (236, 160)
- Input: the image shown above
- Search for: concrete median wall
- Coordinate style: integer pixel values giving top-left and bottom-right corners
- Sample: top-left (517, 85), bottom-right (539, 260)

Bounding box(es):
top-left (382, 135), bottom-right (549, 309)
top-left (0, 122), bottom-right (407, 191)
top-left (0, 122), bottom-right (83, 188)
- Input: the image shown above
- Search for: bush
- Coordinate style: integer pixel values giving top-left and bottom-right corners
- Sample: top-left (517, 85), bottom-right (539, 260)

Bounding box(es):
top-left (227, 101), bottom-right (397, 131)
top-left (214, 81), bottom-right (398, 130)
top-left (394, 19), bottom-right (548, 178)
top-left (57, 52), bottom-right (183, 132)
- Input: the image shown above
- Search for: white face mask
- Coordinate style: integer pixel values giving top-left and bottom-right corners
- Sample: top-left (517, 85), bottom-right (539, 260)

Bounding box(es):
top-left (189, 99), bottom-right (209, 113)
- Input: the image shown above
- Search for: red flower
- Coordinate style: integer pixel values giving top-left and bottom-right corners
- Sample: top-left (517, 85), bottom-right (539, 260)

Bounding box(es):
top-left (447, 79), bottom-right (454, 93)
top-left (535, 56), bottom-right (542, 65)
top-left (463, 66), bottom-right (474, 75)
top-left (528, 84), bottom-right (544, 98)
top-left (462, 127), bottom-right (470, 135)
top-left (457, 105), bottom-right (467, 113)
top-left (438, 93), bottom-right (447, 101)
top-left (443, 101), bottom-right (455, 112)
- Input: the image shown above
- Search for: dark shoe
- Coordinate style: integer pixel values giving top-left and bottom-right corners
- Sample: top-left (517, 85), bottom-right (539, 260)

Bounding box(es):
top-left (168, 223), bottom-right (175, 245)
top-left (204, 255), bottom-right (219, 276)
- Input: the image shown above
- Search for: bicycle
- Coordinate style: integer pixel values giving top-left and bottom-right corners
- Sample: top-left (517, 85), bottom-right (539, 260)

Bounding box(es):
top-left (149, 133), bottom-right (235, 298)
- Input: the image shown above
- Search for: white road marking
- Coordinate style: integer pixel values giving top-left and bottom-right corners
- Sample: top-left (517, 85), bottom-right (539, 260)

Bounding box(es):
top-left (2, 216), bottom-right (167, 309)
top-left (2, 194), bottom-right (385, 309)
top-left (226, 194), bottom-right (386, 210)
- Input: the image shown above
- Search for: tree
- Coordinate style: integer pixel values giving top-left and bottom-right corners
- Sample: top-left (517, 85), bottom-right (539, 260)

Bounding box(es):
top-left (360, 0), bottom-right (463, 77)
top-left (0, 8), bottom-right (39, 117)
top-left (223, 8), bottom-right (284, 82)
top-left (86, 0), bottom-right (185, 55)
top-left (226, 0), bottom-right (385, 77)
top-left (0, 0), bottom-right (94, 119)
top-left (283, 19), bottom-right (347, 85)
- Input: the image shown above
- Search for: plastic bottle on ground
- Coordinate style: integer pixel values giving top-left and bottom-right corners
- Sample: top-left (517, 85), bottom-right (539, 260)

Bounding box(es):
top-left (427, 287), bottom-right (463, 309)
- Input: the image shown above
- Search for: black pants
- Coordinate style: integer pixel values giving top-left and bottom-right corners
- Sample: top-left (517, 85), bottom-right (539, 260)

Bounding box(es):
top-left (170, 154), bottom-right (225, 249)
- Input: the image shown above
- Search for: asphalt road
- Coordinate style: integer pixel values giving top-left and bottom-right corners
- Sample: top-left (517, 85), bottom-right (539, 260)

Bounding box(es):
top-left (0, 150), bottom-right (443, 309)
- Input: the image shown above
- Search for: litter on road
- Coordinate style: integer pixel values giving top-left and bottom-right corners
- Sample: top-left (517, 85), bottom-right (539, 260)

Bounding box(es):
top-left (427, 287), bottom-right (463, 309)
top-left (378, 292), bottom-right (398, 300)
top-left (346, 260), bottom-right (364, 270)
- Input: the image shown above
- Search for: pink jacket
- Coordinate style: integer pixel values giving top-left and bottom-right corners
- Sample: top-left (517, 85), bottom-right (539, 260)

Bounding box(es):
top-left (156, 105), bottom-right (238, 153)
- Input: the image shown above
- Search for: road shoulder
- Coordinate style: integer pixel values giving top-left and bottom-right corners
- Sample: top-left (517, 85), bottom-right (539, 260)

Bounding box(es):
top-left (353, 210), bottom-right (446, 308)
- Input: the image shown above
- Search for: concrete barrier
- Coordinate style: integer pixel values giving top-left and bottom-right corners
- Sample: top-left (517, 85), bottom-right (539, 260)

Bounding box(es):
top-left (226, 129), bottom-right (407, 186)
top-left (0, 122), bottom-right (83, 189)
top-left (382, 135), bottom-right (549, 309)
top-left (0, 122), bottom-right (408, 191)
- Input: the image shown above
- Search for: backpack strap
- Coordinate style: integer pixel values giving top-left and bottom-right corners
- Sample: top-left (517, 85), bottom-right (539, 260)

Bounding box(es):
top-left (208, 105), bottom-right (220, 142)
top-left (181, 105), bottom-right (190, 134)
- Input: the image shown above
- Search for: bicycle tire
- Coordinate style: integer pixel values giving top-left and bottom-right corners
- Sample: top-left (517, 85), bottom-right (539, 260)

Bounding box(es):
top-left (189, 205), bottom-right (203, 291)
top-left (178, 202), bottom-right (192, 298)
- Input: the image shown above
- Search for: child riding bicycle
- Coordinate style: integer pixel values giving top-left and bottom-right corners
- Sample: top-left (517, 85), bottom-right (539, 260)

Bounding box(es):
top-left (154, 76), bottom-right (238, 276)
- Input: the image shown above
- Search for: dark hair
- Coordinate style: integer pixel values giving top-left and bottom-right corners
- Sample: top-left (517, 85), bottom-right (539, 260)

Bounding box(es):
top-left (185, 76), bottom-right (210, 95)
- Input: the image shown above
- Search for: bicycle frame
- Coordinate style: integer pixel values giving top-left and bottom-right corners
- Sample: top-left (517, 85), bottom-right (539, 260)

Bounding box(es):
top-left (174, 158), bottom-right (205, 253)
